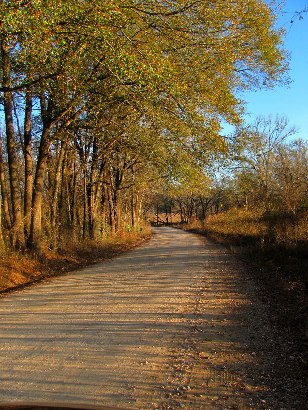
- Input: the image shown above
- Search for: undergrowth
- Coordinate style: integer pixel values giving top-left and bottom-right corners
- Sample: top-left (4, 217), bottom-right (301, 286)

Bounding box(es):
top-left (0, 227), bottom-right (151, 293)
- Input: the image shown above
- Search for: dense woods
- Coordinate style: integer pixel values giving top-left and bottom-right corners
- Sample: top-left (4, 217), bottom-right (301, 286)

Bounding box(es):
top-left (0, 0), bottom-right (293, 253)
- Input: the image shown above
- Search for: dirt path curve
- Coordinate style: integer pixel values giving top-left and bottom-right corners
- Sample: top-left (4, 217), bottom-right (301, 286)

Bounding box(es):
top-left (0, 227), bottom-right (304, 409)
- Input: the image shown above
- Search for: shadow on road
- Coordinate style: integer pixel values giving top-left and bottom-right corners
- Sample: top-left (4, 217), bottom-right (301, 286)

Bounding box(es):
top-left (0, 227), bottom-right (305, 409)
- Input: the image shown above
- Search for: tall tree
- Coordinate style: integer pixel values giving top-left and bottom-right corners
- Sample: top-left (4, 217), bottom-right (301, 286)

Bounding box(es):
top-left (0, 37), bottom-right (24, 247)
top-left (0, 0), bottom-right (289, 251)
top-left (232, 116), bottom-right (297, 209)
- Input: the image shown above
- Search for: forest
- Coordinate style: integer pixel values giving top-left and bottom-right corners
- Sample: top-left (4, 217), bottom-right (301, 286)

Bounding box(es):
top-left (0, 1), bottom-right (306, 284)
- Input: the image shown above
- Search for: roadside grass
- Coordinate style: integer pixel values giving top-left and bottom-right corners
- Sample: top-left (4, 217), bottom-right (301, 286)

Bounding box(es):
top-left (184, 208), bottom-right (308, 345)
top-left (0, 227), bottom-right (152, 293)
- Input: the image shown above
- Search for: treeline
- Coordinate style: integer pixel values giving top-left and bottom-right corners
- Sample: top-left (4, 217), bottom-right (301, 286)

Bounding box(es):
top-left (156, 116), bottom-right (307, 251)
top-left (0, 1), bottom-right (287, 252)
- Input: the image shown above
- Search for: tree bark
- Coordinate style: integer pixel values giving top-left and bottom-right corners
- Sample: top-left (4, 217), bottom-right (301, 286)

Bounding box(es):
top-left (88, 139), bottom-right (98, 239)
top-left (88, 146), bottom-right (105, 240)
top-left (83, 168), bottom-right (89, 239)
top-left (0, 137), bottom-right (12, 230)
top-left (0, 195), bottom-right (4, 249)
top-left (0, 39), bottom-right (24, 248)
top-left (50, 140), bottom-right (66, 246)
top-left (106, 168), bottom-right (117, 234)
top-left (24, 89), bottom-right (33, 238)
top-left (107, 188), bottom-right (117, 234)
top-left (67, 159), bottom-right (78, 241)
top-left (28, 133), bottom-right (51, 250)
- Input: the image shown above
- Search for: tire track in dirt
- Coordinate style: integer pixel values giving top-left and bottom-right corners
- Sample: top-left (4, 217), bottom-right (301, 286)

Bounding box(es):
top-left (0, 227), bottom-right (305, 409)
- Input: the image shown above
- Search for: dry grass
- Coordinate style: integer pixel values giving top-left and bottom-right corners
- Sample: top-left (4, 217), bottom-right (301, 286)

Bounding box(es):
top-left (188, 208), bottom-right (308, 250)
top-left (199, 208), bottom-right (266, 239)
top-left (0, 227), bottom-right (152, 293)
top-left (185, 208), bottom-right (308, 288)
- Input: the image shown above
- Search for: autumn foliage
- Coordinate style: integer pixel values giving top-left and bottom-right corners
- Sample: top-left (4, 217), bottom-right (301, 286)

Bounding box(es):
top-left (0, 0), bottom-right (288, 254)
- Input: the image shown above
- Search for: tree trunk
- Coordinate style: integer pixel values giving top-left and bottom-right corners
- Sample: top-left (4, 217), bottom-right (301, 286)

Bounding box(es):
top-left (107, 187), bottom-right (117, 234)
top-left (28, 134), bottom-right (51, 250)
top-left (179, 201), bottom-right (184, 223)
top-left (106, 169), bottom-right (117, 234)
top-left (69, 159), bottom-right (78, 241)
top-left (0, 194), bottom-right (4, 249)
top-left (24, 89), bottom-right (33, 238)
top-left (132, 190), bottom-right (144, 228)
top-left (0, 137), bottom-right (12, 229)
top-left (82, 169), bottom-right (89, 239)
top-left (0, 134), bottom-right (5, 248)
top-left (50, 140), bottom-right (66, 246)
top-left (88, 170), bottom-right (97, 240)
top-left (88, 157), bottom-right (105, 240)
top-left (131, 193), bottom-right (135, 228)
top-left (1, 39), bottom-right (24, 248)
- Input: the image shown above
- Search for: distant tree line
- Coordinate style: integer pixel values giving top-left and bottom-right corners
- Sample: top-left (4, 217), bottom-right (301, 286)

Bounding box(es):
top-left (155, 116), bottom-right (307, 248)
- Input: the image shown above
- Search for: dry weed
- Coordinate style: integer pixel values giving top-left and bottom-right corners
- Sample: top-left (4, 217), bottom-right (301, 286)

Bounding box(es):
top-left (0, 228), bottom-right (151, 293)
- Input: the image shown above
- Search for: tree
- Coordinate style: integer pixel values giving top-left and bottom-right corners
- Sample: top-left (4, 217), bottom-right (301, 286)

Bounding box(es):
top-left (0, 0), bottom-right (289, 251)
top-left (231, 115), bottom-right (298, 209)
top-left (273, 139), bottom-right (308, 213)
top-left (0, 36), bottom-right (25, 247)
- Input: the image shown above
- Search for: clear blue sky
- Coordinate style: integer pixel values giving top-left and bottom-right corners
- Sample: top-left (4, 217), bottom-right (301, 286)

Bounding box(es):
top-left (237, 0), bottom-right (308, 140)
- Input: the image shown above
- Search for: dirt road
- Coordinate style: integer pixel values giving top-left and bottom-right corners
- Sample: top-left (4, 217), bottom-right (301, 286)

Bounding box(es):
top-left (0, 227), bottom-right (305, 409)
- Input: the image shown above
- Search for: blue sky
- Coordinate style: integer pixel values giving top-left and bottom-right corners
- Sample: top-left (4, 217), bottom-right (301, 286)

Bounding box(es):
top-left (236, 0), bottom-right (308, 140)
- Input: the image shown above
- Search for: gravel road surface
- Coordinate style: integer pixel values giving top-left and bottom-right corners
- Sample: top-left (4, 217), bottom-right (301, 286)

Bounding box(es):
top-left (0, 227), bottom-right (305, 409)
